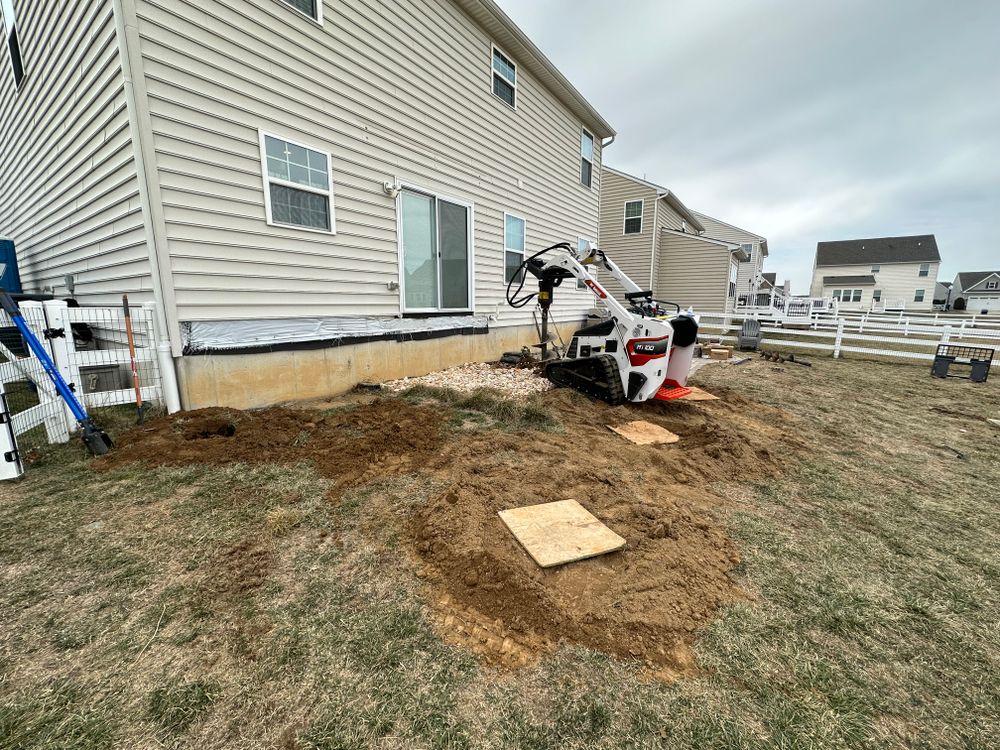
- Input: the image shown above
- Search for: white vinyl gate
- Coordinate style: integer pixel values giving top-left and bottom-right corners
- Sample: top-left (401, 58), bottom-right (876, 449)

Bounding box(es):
top-left (0, 300), bottom-right (178, 450)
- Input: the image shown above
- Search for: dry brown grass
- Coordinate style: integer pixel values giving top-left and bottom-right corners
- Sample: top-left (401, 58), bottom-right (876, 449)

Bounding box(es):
top-left (0, 358), bottom-right (998, 748)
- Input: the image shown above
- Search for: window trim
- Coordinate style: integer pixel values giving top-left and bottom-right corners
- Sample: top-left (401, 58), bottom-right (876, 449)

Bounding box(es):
top-left (274, 0), bottom-right (324, 26)
top-left (580, 128), bottom-right (595, 189)
top-left (873, 289), bottom-right (882, 302)
top-left (503, 212), bottom-right (526, 284)
top-left (258, 129), bottom-right (337, 235)
top-left (491, 44), bottom-right (517, 110)
top-left (395, 181), bottom-right (476, 315)
top-left (2, 0), bottom-right (24, 89)
top-left (871, 263), bottom-right (880, 273)
top-left (623, 199), bottom-right (643, 235)
top-left (740, 243), bottom-right (754, 262)
top-left (918, 262), bottom-right (930, 277)
top-left (914, 289), bottom-right (925, 303)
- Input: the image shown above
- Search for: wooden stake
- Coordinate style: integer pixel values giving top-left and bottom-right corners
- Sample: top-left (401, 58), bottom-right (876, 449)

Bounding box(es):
top-left (123, 294), bottom-right (144, 424)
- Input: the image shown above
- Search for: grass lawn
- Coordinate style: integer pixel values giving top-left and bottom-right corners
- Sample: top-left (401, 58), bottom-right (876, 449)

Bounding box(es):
top-left (1, 357), bottom-right (998, 749)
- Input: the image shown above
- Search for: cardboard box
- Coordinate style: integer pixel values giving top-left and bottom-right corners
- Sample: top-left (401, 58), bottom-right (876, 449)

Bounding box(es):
top-left (708, 348), bottom-right (731, 361)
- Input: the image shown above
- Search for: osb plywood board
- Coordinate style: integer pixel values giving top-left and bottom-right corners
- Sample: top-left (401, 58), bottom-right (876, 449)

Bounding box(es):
top-left (608, 420), bottom-right (680, 445)
top-left (678, 386), bottom-right (720, 401)
top-left (498, 499), bottom-right (626, 568)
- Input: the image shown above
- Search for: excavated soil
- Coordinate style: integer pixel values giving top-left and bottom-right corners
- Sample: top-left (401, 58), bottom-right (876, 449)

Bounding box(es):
top-left (101, 399), bottom-right (446, 490)
top-left (104, 378), bottom-right (801, 677)
top-left (411, 387), bottom-right (800, 676)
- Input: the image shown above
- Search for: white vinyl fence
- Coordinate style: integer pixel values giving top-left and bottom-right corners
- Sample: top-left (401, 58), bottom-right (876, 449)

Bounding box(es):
top-left (697, 310), bottom-right (1000, 367)
top-left (0, 300), bottom-right (178, 450)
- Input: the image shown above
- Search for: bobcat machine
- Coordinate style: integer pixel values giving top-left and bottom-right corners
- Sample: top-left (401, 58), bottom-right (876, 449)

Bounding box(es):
top-left (506, 241), bottom-right (699, 406)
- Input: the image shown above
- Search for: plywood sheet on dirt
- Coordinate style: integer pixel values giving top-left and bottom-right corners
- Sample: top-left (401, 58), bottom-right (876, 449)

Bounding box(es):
top-left (608, 420), bottom-right (680, 445)
top-left (498, 499), bottom-right (626, 568)
top-left (678, 386), bottom-right (720, 402)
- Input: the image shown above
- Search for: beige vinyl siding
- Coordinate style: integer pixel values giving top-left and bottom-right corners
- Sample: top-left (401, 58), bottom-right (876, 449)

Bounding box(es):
top-left (810, 261), bottom-right (940, 310)
top-left (133, 0), bottom-right (601, 323)
top-left (693, 212), bottom-right (763, 296)
top-left (597, 169), bottom-right (655, 296)
top-left (657, 232), bottom-right (731, 313)
top-left (650, 198), bottom-right (689, 295)
top-left (0, 0), bottom-right (150, 304)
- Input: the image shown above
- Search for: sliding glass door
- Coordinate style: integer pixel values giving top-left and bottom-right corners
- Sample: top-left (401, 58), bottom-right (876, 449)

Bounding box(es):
top-left (400, 188), bottom-right (471, 311)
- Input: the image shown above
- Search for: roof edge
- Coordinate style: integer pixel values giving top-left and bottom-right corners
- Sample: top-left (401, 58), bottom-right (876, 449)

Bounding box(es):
top-left (454, 0), bottom-right (615, 139)
top-left (690, 210), bottom-right (766, 243)
top-left (661, 227), bottom-right (739, 251)
top-left (603, 167), bottom-right (705, 231)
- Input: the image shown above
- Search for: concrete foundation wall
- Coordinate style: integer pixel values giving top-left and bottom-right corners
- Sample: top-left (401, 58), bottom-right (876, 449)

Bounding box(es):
top-left (176, 319), bottom-right (585, 409)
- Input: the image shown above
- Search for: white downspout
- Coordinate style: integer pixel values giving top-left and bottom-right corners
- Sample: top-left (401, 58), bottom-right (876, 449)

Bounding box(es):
top-left (113, 0), bottom-right (182, 412)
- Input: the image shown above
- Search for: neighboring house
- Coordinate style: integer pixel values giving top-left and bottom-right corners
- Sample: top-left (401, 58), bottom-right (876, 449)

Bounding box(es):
top-left (691, 210), bottom-right (768, 300)
top-left (951, 271), bottom-right (1000, 314)
top-left (748, 272), bottom-right (789, 306)
top-left (598, 167), bottom-right (747, 313)
top-left (0, 0), bottom-right (614, 409)
top-left (933, 280), bottom-right (952, 308)
top-left (810, 235), bottom-right (941, 311)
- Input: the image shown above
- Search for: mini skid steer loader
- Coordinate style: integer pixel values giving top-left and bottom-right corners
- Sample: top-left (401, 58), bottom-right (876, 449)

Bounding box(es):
top-left (506, 242), bottom-right (699, 406)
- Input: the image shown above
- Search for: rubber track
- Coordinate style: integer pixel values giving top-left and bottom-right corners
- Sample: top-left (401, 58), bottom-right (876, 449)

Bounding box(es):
top-left (545, 354), bottom-right (626, 405)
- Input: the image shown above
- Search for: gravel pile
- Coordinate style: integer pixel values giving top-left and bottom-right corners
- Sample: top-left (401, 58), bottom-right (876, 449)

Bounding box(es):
top-left (381, 362), bottom-right (552, 397)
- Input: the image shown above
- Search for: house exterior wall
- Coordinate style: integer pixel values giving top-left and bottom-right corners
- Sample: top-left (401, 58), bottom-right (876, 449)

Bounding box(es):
top-left (656, 232), bottom-right (731, 313)
top-left (953, 272), bottom-right (1000, 313)
top-left (810, 261), bottom-right (939, 310)
top-left (0, 0), bottom-right (153, 305)
top-left (693, 212), bottom-right (764, 296)
top-left (597, 168), bottom-right (656, 295)
top-left (131, 0), bottom-right (602, 328)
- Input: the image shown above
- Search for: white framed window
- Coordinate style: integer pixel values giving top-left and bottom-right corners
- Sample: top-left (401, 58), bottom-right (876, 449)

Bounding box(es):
top-left (504, 213), bottom-right (525, 284)
top-left (397, 185), bottom-right (474, 313)
top-left (986, 281), bottom-right (998, 290)
top-left (623, 200), bottom-right (643, 235)
top-left (833, 289), bottom-right (862, 302)
top-left (259, 131), bottom-right (336, 233)
top-left (491, 45), bottom-right (516, 109)
top-left (873, 289), bottom-right (882, 302)
top-left (577, 236), bottom-right (594, 289)
top-left (871, 263), bottom-right (880, 273)
top-left (741, 243), bottom-right (753, 262)
top-left (918, 262), bottom-right (930, 277)
top-left (914, 289), bottom-right (925, 302)
top-left (1, 0), bottom-right (24, 88)
top-left (276, 0), bottom-right (323, 24)
top-left (580, 129), bottom-right (594, 188)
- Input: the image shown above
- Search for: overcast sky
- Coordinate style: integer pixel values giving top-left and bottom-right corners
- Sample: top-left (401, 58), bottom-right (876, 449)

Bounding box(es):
top-left (498, 0), bottom-right (1000, 290)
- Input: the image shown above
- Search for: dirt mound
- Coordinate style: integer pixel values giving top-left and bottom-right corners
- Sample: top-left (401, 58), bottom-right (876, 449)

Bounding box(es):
top-left (102, 381), bottom-right (800, 677)
top-left (410, 387), bottom-right (799, 676)
top-left (102, 399), bottom-right (445, 490)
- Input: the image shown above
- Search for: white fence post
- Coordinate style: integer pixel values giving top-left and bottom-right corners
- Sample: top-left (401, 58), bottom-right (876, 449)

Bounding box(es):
top-left (40, 300), bottom-right (82, 433)
top-left (940, 325), bottom-right (951, 346)
top-left (833, 318), bottom-right (845, 358)
top-left (958, 319), bottom-right (966, 340)
top-left (903, 318), bottom-right (910, 337)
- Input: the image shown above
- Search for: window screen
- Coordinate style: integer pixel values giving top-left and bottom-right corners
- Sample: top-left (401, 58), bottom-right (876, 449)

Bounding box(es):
top-left (504, 214), bottom-right (525, 284)
top-left (492, 48), bottom-right (516, 108)
top-left (580, 130), bottom-right (594, 188)
top-left (2, 0), bottom-right (24, 88)
top-left (624, 200), bottom-right (643, 234)
top-left (280, 0), bottom-right (319, 20)
top-left (261, 134), bottom-right (334, 232)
